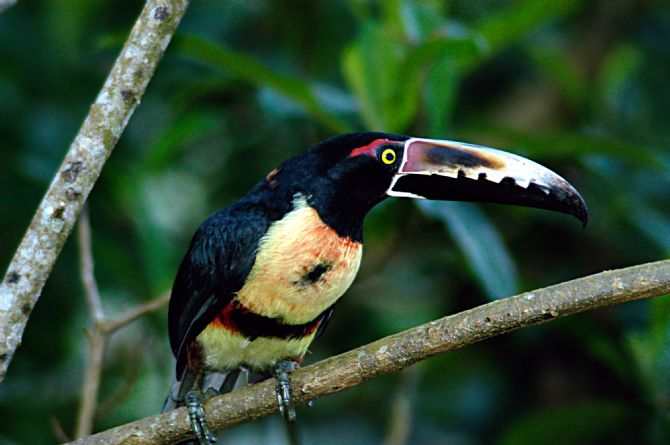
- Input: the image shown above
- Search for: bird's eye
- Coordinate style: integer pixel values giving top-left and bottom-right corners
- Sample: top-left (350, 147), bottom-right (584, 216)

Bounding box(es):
top-left (381, 148), bottom-right (397, 165)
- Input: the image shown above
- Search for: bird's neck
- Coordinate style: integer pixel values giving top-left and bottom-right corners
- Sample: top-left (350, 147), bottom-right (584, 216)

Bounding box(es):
top-left (311, 196), bottom-right (366, 242)
top-left (283, 192), bottom-right (366, 243)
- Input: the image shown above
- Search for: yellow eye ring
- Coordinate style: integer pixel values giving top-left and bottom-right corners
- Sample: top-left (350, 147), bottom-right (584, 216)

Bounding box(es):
top-left (381, 148), bottom-right (396, 165)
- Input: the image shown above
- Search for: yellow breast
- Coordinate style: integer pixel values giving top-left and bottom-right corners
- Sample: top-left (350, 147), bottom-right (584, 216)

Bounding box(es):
top-left (197, 327), bottom-right (316, 370)
top-left (234, 194), bottom-right (363, 324)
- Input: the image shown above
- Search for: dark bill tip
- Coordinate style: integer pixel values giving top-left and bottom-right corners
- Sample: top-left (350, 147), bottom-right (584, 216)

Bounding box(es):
top-left (392, 173), bottom-right (589, 227)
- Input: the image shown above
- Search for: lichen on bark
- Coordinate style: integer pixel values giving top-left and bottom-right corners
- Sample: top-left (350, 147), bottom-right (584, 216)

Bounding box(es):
top-left (0, 0), bottom-right (190, 382)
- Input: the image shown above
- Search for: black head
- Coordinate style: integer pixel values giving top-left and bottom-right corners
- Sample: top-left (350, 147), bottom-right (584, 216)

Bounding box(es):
top-left (265, 133), bottom-right (407, 240)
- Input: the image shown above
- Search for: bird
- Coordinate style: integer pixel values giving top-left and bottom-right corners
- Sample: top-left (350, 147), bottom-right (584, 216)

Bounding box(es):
top-left (162, 132), bottom-right (587, 444)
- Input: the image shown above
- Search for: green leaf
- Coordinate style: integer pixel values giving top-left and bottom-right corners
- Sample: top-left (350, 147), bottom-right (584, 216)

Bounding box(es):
top-left (418, 201), bottom-right (519, 300)
top-left (461, 124), bottom-right (665, 168)
top-left (173, 35), bottom-right (350, 133)
top-left (650, 296), bottom-right (670, 338)
top-left (500, 400), bottom-right (635, 445)
top-left (598, 43), bottom-right (644, 123)
top-left (381, 0), bottom-right (444, 43)
top-left (144, 111), bottom-right (220, 170)
top-left (527, 41), bottom-right (589, 109)
top-left (475, 0), bottom-right (585, 57)
top-left (627, 296), bottom-right (670, 409)
top-left (425, 56), bottom-right (462, 136)
top-left (625, 199), bottom-right (670, 254)
top-left (342, 23), bottom-right (416, 132)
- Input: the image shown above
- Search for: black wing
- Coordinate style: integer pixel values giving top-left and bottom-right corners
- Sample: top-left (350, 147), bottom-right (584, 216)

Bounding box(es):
top-left (168, 204), bottom-right (269, 377)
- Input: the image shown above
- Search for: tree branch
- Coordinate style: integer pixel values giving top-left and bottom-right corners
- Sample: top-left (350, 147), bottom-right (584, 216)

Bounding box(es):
top-left (0, 0), bottom-right (190, 383)
top-left (75, 206), bottom-right (170, 438)
top-left (103, 293), bottom-right (170, 335)
top-left (78, 206), bottom-right (103, 321)
top-left (77, 327), bottom-right (108, 439)
top-left (76, 205), bottom-right (106, 439)
top-left (67, 259), bottom-right (670, 445)
top-left (0, 0), bottom-right (16, 13)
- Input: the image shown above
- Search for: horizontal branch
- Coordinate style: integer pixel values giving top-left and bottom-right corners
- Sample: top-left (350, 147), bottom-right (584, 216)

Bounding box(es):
top-left (0, 0), bottom-right (189, 383)
top-left (68, 259), bottom-right (670, 445)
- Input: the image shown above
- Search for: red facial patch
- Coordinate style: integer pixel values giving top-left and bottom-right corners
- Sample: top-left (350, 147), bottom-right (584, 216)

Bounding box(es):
top-left (348, 138), bottom-right (390, 158)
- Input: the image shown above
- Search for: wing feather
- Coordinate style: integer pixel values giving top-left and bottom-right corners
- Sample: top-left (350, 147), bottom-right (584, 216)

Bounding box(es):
top-left (168, 204), bottom-right (269, 376)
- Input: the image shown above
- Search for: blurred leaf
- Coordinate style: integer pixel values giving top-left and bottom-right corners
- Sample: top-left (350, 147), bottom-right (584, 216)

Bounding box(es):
top-left (425, 55), bottom-right (462, 136)
top-left (400, 0), bottom-right (445, 43)
top-left (528, 41), bottom-right (588, 109)
top-left (627, 296), bottom-right (670, 412)
top-left (344, 20), bottom-right (482, 133)
top-left (407, 32), bottom-right (485, 64)
top-left (173, 35), bottom-right (350, 133)
top-left (650, 296), bottom-right (670, 338)
top-left (418, 201), bottom-right (519, 300)
top-left (599, 44), bottom-right (642, 120)
top-left (343, 23), bottom-right (417, 132)
top-left (381, 0), bottom-right (443, 43)
top-left (624, 199), bottom-right (670, 254)
top-left (500, 400), bottom-right (635, 445)
top-left (463, 124), bottom-right (665, 167)
top-left (475, 0), bottom-right (584, 58)
top-left (581, 330), bottom-right (633, 383)
top-left (144, 111), bottom-right (220, 170)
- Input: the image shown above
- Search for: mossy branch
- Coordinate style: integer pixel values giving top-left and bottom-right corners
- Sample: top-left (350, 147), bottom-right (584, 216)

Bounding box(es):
top-left (0, 0), bottom-right (190, 383)
top-left (66, 259), bottom-right (670, 445)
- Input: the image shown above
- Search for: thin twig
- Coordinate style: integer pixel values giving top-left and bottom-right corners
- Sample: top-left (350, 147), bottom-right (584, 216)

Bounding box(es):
top-left (104, 292), bottom-right (170, 334)
top-left (51, 416), bottom-right (72, 443)
top-left (76, 294), bottom-right (169, 438)
top-left (383, 367), bottom-right (419, 445)
top-left (76, 205), bottom-right (107, 438)
top-left (95, 339), bottom-right (145, 418)
top-left (66, 259), bottom-right (670, 445)
top-left (0, 0), bottom-right (190, 383)
top-left (78, 206), bottom-right (103, 321)
top-left (75, 197), bottom-right (169, 438)
top-left (76, 329), bottom-right (108, 438)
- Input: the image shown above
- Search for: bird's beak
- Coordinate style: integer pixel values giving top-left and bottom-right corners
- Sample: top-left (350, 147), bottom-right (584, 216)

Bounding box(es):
top-left (387, 138), bottom-right (588, 226)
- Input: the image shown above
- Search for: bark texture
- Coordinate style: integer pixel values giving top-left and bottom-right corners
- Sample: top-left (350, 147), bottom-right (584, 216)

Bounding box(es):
top-left (0, 0), bottom-right (190, 383)
top-left (66, 260), bottom-right (670, 445)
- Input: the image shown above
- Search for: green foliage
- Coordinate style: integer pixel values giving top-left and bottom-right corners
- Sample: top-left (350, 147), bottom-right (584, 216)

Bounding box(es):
top-left (419, 201), bottom-right (519, 300)
top-left (1, 0), bottom-right (669, 444)
top-left (500, 400), bottom-right (635, 445)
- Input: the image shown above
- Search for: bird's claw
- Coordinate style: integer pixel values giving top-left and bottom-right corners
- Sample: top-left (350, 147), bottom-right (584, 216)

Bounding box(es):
top-left (185, 390), bottom-right (217, 444)
top-left (274, 360), bottom-right (299, 422)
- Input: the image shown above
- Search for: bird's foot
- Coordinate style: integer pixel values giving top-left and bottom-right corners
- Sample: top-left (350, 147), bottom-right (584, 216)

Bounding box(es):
top-left (274, 360), bottom-right (299, 422)
top-left (185, 390), bottom-right (217, 445)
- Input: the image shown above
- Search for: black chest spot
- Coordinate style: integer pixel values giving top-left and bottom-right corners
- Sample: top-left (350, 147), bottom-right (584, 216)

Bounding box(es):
top-left (296, 263), bottom-right (331, 287)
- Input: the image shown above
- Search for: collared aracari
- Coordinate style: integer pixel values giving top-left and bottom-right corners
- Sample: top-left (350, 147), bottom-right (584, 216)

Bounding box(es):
top-left (164, 132), bottom-right (587, 444)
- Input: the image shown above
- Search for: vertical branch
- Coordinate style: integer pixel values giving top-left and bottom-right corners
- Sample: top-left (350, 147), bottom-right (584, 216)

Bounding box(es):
top-left (383, 368), bottom-right (419, 445)
top-left (0, 0), bottom-right (190, 384)
top-left (75, 206), bottom-right (107, 438)
top-left (74, 207), bottom-right (170, 437)
top-left (76, 329), bottom-right (108, 438)
top-left (74, 295), bottom-right (169, 439)
top-left (78, 207), bottom-right (103, 320)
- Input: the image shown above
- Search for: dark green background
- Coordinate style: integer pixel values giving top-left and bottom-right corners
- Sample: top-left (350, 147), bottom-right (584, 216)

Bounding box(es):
top-left (1, 1), bottom-right (669, 444)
